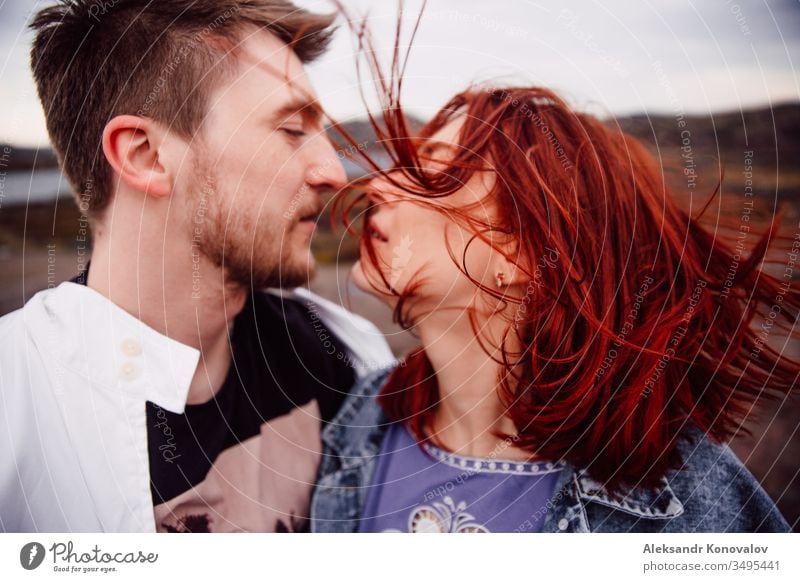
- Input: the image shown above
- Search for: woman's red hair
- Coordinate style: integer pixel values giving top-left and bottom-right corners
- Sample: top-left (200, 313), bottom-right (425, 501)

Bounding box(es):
top-left (331, 6), bottom-right (800, 494)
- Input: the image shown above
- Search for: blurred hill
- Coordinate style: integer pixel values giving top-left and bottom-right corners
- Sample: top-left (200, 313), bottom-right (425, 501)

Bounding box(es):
top-left (615, 102), bottom-right (800, 170)
top-left (3, 103), bottom-right (799, 267)
top-left (3, 102), bottom-right (798, 204)
top-left (2, 103), bottom-right (798, 258)
top-left (0, 142), bottom-right (59, 171)
top-left (614, 102), bottom-right (800, 208)
top-left (326, 115), bottom-right (426, 152)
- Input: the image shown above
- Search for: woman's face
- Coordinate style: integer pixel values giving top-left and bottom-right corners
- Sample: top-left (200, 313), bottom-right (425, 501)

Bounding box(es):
top-left (351, 117), bottom-right (518, 319)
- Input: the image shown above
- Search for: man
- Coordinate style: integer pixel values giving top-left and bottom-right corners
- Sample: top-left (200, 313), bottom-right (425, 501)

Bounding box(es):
top-left (0, 0), bottom-right (393, 532)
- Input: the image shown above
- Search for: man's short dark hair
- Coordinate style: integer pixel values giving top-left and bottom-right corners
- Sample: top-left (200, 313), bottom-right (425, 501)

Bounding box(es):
top-left (30, 0), bottom-right (336, 217)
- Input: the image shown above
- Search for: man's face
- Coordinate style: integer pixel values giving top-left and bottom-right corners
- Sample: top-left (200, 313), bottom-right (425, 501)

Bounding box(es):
top-left (184, 30), bottom-right (345, 289)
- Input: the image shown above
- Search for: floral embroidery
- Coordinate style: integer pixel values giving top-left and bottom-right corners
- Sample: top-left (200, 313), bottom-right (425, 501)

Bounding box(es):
top-left (384, 496), bottom-right (489, 533)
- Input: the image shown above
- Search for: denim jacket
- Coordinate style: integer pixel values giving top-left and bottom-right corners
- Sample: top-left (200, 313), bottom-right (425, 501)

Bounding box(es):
top-left (311, 367), bottom-right (790, 533)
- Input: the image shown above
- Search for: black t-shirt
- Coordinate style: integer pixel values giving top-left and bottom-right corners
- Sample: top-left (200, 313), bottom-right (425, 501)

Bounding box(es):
top-left (73, 274), bottom-right (356, 532)
top-left (146, 290), bottom-right (354, 503)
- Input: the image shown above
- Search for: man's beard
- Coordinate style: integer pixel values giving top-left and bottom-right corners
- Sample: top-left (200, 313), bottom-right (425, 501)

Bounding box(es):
top-left (188, 159), bottom-right (315, 289)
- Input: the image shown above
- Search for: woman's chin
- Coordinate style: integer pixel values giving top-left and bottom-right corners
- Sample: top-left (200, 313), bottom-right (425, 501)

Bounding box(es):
top-left (351, 260), bottom-right (394, 303)
top-left (350, 259), bottom-right (373, 293)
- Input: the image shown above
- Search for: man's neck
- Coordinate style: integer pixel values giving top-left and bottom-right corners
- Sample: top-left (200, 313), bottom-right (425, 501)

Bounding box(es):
top-left (87, 235), bottom-right (247, 405)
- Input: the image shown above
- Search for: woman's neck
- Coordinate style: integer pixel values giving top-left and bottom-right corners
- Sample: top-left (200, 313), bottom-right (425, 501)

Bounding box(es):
top-left (414, 305), bottom-right (533, 461)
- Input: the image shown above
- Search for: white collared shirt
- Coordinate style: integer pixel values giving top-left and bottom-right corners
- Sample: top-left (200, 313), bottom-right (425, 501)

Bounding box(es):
top-left (0, 282), bottom-right (393, 532)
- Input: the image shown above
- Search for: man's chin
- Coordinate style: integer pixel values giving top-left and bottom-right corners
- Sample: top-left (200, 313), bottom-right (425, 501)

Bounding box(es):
top-left (224, 272), bottom-right (307, 291)
top-left (253, 253), bottom-right (316, 289)
top-left (288, 253), bottom-right (317, 287)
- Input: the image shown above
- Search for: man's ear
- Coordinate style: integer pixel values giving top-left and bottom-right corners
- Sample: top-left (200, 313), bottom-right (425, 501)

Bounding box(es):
top-left (102, 115), bottom-right (172, 198)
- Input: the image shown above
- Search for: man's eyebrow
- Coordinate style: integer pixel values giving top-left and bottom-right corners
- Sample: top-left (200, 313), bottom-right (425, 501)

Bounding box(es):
top-left (270, 98), bottom-right (323, 124)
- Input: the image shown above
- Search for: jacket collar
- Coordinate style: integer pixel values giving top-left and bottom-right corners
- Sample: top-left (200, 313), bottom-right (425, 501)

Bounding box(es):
top-left (25, 282), bottom-right (200, 413)
top-left (321, 367), bottom-right (392, 469)
top-left (572, 468), bottom-right (684, 519)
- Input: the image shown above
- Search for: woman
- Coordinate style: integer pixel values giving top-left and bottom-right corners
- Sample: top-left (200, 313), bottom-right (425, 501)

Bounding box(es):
top-left (311, 86), bottom-right (798, 533)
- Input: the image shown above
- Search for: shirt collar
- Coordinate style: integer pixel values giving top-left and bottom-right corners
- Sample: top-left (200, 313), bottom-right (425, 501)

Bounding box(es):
top-left (27, 282), bottom-right (200, 413)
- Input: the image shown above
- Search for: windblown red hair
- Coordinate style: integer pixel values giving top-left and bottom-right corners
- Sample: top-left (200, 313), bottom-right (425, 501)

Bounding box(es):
top-left (331, 5), bottom-right (800, 494)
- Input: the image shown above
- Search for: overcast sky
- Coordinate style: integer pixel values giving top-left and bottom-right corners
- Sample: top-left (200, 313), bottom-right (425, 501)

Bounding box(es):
top-left (1, 0), bottom-right (798, 147)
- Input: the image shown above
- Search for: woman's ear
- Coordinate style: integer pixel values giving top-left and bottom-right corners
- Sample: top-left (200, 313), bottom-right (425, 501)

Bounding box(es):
top-left (102, 115), bottom-right (172, 199)
top-left (490, 234), bottom-right (532, 288)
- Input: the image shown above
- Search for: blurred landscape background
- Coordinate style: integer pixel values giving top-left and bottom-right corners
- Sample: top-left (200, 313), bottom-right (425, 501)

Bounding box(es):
top-left (1, 104), bottom-right (798, 529)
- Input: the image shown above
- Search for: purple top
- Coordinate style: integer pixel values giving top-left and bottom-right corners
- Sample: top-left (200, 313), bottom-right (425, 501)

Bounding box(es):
top-left (358, 423), bottom-right (565, 533)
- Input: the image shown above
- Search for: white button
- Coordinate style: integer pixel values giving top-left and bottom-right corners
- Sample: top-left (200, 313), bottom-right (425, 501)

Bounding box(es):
top-left (121, 338), bottom-right (142, 357)
top-left (119, 361), bottom-right (140, 382)
top-left (557, 518), bottom-right (569, 531)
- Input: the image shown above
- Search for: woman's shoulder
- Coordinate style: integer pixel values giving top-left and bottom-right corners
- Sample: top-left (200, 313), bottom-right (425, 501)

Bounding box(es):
top-left (672, 424), bottom-right (766, 490)
top-left (664, 424), bottom-right (790, 532)
top-left (577, 424), bottom-right (789, 532)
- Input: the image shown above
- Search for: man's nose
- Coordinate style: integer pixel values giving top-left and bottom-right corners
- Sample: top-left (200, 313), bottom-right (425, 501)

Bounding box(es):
top-left (305, 134), bottom-right (347, 191)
